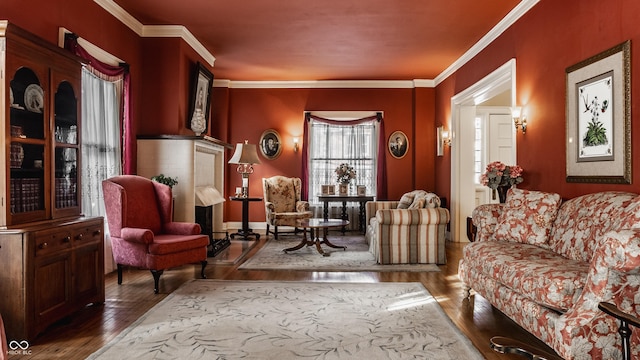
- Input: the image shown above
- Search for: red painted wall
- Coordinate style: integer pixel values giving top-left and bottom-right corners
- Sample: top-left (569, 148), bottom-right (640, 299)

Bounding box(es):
top-left (218, 87), bottom-right (435, 223)
top-left (435, 0), bottom-right (640, 203)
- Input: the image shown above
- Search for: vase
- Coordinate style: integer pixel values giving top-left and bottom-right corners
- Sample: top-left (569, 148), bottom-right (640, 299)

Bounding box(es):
top-left (338, 184), bottom-right (349, 195)
top-left (496, 185), bottom-right (510, 203)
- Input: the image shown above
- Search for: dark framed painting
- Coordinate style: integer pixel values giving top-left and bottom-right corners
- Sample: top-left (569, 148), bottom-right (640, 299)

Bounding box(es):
top-left (259, 129), bottom-right (282, 160)
top-left (187, 62), bottom-right (214, 136)
top-left (388, 130), bottom-right (408, 159)
top-left (566, 40), bottom-right (631, 184)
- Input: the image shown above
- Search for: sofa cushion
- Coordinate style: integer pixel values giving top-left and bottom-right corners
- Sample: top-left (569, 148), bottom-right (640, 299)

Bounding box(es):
top-left (494, 188), bottom-right (562, 246)
top-left (399, 190), bottom-right (440, 209)
top-left (398, 190), bottom-right (425, 209)
top-left (463, 241), bottom-right (588, 312)
top-left (549, 192), bottom-right (638, 262)
top-left (407, 197), bottom-right (425, 209)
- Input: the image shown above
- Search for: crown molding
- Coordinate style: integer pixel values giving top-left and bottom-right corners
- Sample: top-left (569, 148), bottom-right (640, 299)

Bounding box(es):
top-left (93, 0), bottom-right (215, 66)
top-left (434, 0), bottom-right (539, 85)
top-left (213, 80), bottom-right (435, 89)
top-left (142, 25), bottom-right (215, 66)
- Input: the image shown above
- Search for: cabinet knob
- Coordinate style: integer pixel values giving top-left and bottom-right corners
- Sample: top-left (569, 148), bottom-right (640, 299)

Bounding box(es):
top-left (93, 229), bottom-right (102, 236)
top-left (40, 242), bottom-right (48, 249)
top-left (76, 233), bottom-right (83, 241)
top-left (63, 236), bottom-right (71, 243)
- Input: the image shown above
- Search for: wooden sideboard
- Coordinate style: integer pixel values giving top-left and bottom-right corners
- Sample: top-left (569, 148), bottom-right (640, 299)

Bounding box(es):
top-left (0, 217), bottom-right (105, 341)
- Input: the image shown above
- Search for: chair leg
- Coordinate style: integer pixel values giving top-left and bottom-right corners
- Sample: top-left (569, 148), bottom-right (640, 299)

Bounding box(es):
top-left (117, 264), bottom-right (123, 285)
top-left (150, 269), bottom-right (164, 294)
top-left (266, 224), bottom-right (270, 238)
top-left (200, 260), bottom-right (208, 279)
top-left (275, 226), bottom-right (279, 239)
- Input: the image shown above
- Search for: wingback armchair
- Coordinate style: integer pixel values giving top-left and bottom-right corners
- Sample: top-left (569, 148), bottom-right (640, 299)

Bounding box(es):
top-left (262, 176), bottom-right (312, 239)
top-left (102, 175), bottom-right (209, 293)
top-left (365, 190), bottom-right (449, 264)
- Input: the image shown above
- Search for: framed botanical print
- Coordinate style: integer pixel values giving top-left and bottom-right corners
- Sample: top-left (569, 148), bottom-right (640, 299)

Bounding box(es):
top-left (566, 40), bottom-right (631, 184)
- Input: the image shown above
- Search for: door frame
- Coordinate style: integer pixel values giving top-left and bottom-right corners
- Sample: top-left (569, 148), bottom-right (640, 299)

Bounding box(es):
top-left (450, 59), bottom-right (517, 242)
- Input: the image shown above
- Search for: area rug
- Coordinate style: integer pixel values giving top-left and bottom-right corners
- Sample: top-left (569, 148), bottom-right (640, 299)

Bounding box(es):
top-left (87, 280), bottom-right (483, 359)
top-left (238, 236), bottom-right (441, 272)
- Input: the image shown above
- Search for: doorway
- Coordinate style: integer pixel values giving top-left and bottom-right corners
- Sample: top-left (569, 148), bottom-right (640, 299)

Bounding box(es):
top-left (450, 59), bottom-right (517, 242)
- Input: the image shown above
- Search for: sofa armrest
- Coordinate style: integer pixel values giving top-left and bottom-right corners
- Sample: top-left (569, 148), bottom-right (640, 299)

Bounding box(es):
top-left (163, 221), bottom-right (202, 235)
top-left (365, 201), bottom-right (399, 226)
top-left (375, 208), bottom-right (450, 225)
top-left (471, 203), bottom-right (503, 242)
top-left (555, 230), bottom-right (640, 357)
top-left (121, 227), bottom-right (154, 244)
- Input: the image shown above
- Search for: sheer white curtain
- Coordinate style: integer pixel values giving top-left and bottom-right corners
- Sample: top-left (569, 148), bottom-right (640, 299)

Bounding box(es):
top-left (81, 67), bottom-right (122, 273)
top-left (308, 119), bottom-right (378, 230)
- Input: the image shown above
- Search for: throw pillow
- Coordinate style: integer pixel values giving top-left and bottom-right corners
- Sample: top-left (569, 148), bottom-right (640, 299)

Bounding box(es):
top-left (494, 188), bottom-right (562, 246)
top-left (408, 197), bottom-right (426, 209)
top-left (398, 191), bottom-right (417, 209)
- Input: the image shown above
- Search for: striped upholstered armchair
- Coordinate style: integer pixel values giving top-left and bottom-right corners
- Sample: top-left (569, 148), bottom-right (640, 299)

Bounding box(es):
top-left (365, 190), bottom-right (449, 264)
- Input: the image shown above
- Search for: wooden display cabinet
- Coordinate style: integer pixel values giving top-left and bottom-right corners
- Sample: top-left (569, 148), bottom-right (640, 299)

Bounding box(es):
top-left (0, 21), bottom-right (105, 342)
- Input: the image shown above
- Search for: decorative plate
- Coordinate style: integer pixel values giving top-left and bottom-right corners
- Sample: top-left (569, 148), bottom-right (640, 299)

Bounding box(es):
top-left (24, 84), bottom-right (44, 113)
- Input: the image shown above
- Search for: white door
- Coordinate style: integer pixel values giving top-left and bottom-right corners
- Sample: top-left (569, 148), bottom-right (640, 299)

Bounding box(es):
top-left (456, 105), bottom-right (477, 244)
top-left (476, 108), bottom-right (515, 205)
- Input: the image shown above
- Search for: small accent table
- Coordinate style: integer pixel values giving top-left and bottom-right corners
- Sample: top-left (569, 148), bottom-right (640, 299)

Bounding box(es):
top-left (284, 218), bottom-right (349, 256)
top-left (317, 194), bottom-right (374, 234)
top-left (229, 196), bottom-right (262, 240)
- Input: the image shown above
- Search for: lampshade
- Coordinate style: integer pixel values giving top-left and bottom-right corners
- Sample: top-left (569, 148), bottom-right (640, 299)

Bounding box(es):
top-left (228, 140), bottom-right (261, 165)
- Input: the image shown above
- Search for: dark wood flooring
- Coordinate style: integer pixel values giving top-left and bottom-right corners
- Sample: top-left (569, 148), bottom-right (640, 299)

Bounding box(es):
top-left (10, 235), bottom-right (559, 359)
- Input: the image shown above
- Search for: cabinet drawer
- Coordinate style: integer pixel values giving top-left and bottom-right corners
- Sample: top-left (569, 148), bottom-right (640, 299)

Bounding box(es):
top-left (35, 228), bottom-right (72, 256)
top-left (72, 224), bottom-right (102, 245)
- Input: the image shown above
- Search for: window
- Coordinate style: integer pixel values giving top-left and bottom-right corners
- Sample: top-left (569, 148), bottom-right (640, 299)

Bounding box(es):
top-left (81, 68), bottom-right (122, 219)
top-left (307, 119), bottom-right (378, 205)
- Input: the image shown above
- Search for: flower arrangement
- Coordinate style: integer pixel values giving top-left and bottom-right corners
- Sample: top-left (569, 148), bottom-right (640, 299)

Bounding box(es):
top-left (151, 174), bottom-right (179, 188)
top-left (335, 163), bottom-right (356, 185)
top-left (480, 161), bottom-right (523, 190)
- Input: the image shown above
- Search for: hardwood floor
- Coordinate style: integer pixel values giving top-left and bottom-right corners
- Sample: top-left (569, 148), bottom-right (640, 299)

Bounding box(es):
top-left (12, 236), bottom-right (559, 359)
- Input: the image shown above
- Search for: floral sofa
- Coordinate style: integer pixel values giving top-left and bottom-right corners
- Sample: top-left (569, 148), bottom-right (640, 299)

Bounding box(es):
top-left (365, 190), bottom-right (449, 264)
top-left (459, 189), bottom-right (640, 359)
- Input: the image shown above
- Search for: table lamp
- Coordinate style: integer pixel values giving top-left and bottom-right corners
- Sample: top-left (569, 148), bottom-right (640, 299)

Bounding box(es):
top-left (228, 140), bottom-right (261, 197)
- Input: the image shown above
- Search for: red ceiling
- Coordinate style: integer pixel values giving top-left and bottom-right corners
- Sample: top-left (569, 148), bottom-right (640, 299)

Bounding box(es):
top-left (114, 0), bottom-right (521, 81)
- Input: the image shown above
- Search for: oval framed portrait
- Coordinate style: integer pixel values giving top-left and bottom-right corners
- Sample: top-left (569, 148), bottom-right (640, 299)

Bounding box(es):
top-left (388, 131), bottom-right (409, 159)
top-left (259, 129), bottom-right (282, 160)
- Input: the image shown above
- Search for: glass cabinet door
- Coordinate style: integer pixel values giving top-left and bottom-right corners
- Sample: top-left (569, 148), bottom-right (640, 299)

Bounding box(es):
top-left (9, 67), bottom-right (46, 219)
top-left (53, 81), bottom-right (79, 213)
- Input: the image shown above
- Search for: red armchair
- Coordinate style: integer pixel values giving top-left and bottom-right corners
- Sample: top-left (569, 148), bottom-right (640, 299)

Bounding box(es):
top-left (102, 175), bottom-right (209, 293)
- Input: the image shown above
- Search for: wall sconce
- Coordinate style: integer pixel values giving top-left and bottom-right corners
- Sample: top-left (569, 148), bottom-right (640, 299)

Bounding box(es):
top-left (293, 137), bottom-right (299, 152)
top-left (436, 126), bottom-right (451, 156)
top-left (442, 130), bottom-right (451, 146)
top-left (511, 106), bottom-right (527, 134)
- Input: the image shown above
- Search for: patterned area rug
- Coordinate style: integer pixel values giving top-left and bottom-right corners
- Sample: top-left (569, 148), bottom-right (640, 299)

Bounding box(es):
top-left (87, 280), bottom-right (483, 360)
top-left (238, 235), bottom-right (441, 272)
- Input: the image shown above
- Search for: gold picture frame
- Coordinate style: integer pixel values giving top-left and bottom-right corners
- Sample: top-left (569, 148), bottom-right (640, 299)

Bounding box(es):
top-left (259, 129), bottom-right (282, 160)
top-left (388, 130), bottom-right (408, 159)
top-left (565, 40), bottom-right (631, 184)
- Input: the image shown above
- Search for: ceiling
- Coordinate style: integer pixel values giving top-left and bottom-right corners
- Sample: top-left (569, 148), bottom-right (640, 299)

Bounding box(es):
top-left (113, 0), bottom-right (523, 81)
